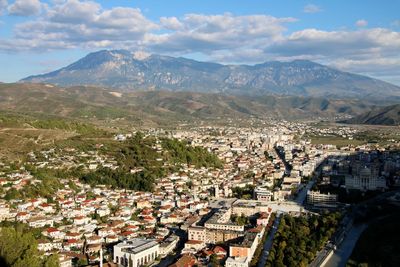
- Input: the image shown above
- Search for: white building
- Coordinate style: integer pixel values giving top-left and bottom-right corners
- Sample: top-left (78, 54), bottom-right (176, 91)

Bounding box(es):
top-left (345, 167), bottom-right (387, 191)
top-left (306, 190), bottom-right (338, 208)
top-left (113, 239), bottom-right (159, 267)
top-left (253, 186), bottom-right (273, 201)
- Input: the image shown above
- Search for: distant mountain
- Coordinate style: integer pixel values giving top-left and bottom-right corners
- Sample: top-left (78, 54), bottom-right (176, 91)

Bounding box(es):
top-left (0, 83), bottom-right (372, 124)
top-left (21, 50), bottom-right (400, 101)
top-left (344, 104), bottom-right (400, 125)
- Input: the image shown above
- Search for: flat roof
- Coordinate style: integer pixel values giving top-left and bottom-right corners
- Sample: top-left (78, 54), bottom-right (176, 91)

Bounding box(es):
top-left (116, 239), bottom-right (159, 255)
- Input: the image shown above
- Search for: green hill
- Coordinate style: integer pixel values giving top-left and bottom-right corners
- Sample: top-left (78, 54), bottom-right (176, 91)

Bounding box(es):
top-left (0, 83), bottom-right (372, 125)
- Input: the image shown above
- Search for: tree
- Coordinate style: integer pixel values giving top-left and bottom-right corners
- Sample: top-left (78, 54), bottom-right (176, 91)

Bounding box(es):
top-left (209, 254), bottom-right (220, 267)
top-left (0, 227), bottom-right (41, 267)
top-left (43, 254), bottom-right (59, 267)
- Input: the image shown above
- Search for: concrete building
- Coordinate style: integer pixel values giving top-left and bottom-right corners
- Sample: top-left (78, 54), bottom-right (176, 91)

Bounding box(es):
top-left (225, 232), bottom-right (262, 267)
top-left (253, 186), bottom-right (273, 201)
top-left (113, 239), bottom-right (159, 267)
top-left (345, 166), bottom-right (387, 191)
top-left (306, 190), bottom-right (338, 208)
top-left (232, 201), bottom-right (270, 217)
top-left (204, 208), bottom-right (244, 232)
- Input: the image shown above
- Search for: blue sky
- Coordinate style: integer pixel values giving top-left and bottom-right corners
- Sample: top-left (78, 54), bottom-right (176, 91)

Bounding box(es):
top-left (0, 0), bottom-right (400, 84)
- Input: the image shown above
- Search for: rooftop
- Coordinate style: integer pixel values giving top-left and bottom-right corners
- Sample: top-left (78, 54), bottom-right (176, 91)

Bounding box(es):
top-left (116, 238), bottom-right (159, 254)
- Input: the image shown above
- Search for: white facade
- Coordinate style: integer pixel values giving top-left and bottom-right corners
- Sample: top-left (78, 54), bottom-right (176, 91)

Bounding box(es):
top-left (113, 239), bottom-right (159, 267)
top-left (306, 190), bottom-right (338, 207)
top-left (345, 167), bottom-right (387, 191)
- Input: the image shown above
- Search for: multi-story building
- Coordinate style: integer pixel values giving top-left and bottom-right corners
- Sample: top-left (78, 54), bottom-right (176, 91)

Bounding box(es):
top-left (345, 167), bottom-right (387, 191)
top-left (113, 239), bottom-right (159, 267)
top-left (306, 190), bottom-right (338, 208)
top-left (253, 186), bottom-right (273, 201)
top-left (225, 231), bottom-right (262, 267)
top-left (204, 208), bottom-right (244, 232)
top-left (232, 201), bottom-right (270, 217)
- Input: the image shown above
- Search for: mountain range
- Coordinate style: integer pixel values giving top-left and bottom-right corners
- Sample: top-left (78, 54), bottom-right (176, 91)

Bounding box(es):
top-left (21, 50), bottom-right (400, 102)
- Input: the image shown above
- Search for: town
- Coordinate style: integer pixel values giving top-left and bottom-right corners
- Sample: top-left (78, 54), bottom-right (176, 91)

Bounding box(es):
top-left (0, 121), bottom-right (400, 267)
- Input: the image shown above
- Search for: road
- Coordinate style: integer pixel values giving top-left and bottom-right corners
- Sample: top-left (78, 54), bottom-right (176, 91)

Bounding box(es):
top-left (294, 176), bottom-right (316, 205)
top-left (323, 223), bottom-right (367, 267)
top-left (257, 213), bottom-right (282, 267)
top-left (311, 189), bottom-right (400, 267)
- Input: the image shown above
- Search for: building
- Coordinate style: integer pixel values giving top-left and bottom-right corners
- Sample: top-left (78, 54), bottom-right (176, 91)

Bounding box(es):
top-left (345, 166), bottom-right (387, 191)
top-left (225, 232), bottom-right (261, 267)
top-left (113, 239), bottom-right (159, 267)
top-left (204, 208), bottom-right (244, 232)
top-left (253, 186), bottom-right (273, 201)
top-left (232, 201), bottom-right (270, 217)
top-left (306, 190), bottom-right (338, 208)
top-left (159, 235), bottom-right (179, 256)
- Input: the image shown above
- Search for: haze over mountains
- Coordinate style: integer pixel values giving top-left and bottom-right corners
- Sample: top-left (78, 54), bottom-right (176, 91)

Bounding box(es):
top-left (21, 50), bottom-right (400, 102)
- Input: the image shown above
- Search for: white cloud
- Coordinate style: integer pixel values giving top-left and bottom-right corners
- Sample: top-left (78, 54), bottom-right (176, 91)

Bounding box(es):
top-left (8, 0), bottom-right (157, 51)
top-left (8, 0), bottom-right (42, 16)
top-left (160, 16), bottom-right (183, 30)
top-left (391, 20), bottom-right (400, 27)
top-left (303, 4), bottom-right (322, 13)
top-left (148, 13), bottom-right (296, 54)
top-left (0, 0), bottom-right (7, 14)
top-left (0, 1), bottom-right (400, 84)
top-left (355, 19), bottom-right (368, 27)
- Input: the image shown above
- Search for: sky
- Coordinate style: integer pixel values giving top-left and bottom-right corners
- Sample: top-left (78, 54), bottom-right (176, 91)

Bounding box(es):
top-left (0, 0), bottom-right (399, 85)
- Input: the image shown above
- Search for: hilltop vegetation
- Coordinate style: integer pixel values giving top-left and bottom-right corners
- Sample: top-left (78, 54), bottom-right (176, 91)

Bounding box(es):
top-left (78, 133), bottom-right (221, 191)
top-left (0, 111), bottom-right (110, 161)
top-left (0, 225), bottom-right (59, 267)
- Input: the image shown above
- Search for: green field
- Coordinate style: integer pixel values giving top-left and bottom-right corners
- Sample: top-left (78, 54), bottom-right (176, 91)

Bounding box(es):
top-left (309, 135), bottom-right (365, 147)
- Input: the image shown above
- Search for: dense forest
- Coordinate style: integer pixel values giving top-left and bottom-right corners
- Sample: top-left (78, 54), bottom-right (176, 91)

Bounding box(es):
top-left (266, 212), bottom-right (341, 267)
top-left (0, 225), bottom-right (59, 267)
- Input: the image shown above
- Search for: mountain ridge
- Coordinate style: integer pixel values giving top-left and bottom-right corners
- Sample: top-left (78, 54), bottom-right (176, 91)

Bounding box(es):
top-left (0, 83), bottom-right (373, 125)
top-left (343, 104), bottom-right (400, 125)
top-left (21, 50), bottom-right (400, 101)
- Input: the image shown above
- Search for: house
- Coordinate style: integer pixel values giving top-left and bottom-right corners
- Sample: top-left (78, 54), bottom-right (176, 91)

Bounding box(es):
top-left (16, 212), bottom-right (31, 222)
top-left (106, 235), bottom-right (119, 244)
top-left (63, 239), bottom-right (84, 251)
top-left (28, 216), bottom-right (54, 228)
top-left (213, 246), bottom-right (227, 259)
top-left (170, 254), bottom-right (197, 267)
top-left (74, 216), bottom-right (90, 226)
top-left (43, 227), bottom-right (65, 240)
top-left (37, 239), bottom-right (54, 252)
top-left (86, 235), bottom-right (102, 245)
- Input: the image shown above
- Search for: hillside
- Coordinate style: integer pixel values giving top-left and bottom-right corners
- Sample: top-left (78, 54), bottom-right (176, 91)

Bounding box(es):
top-left (0, 83), bottom-right (372, 124)
top-left (344, 104), bottom-right (400, 125)
top-left (21, 50), bottom-right (400, 101)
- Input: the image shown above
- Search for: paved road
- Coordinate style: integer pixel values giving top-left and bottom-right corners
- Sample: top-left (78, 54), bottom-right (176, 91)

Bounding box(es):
top-left (294, 177), bottom-right (316, 205)
top-left (323, 223), bottom-right (367, 267)
top-left (258, 213), bottom-right (282, 267)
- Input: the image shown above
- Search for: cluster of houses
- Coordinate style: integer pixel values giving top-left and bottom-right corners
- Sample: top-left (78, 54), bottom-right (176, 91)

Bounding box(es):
top-left (0, 122), bottom-right (399, 267)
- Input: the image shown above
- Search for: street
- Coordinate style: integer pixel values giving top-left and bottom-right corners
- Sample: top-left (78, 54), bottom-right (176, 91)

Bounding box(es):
top-left (257, 213), bottom-right (282, 267)
top-left (323, 223), bottom-right (367, 267)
